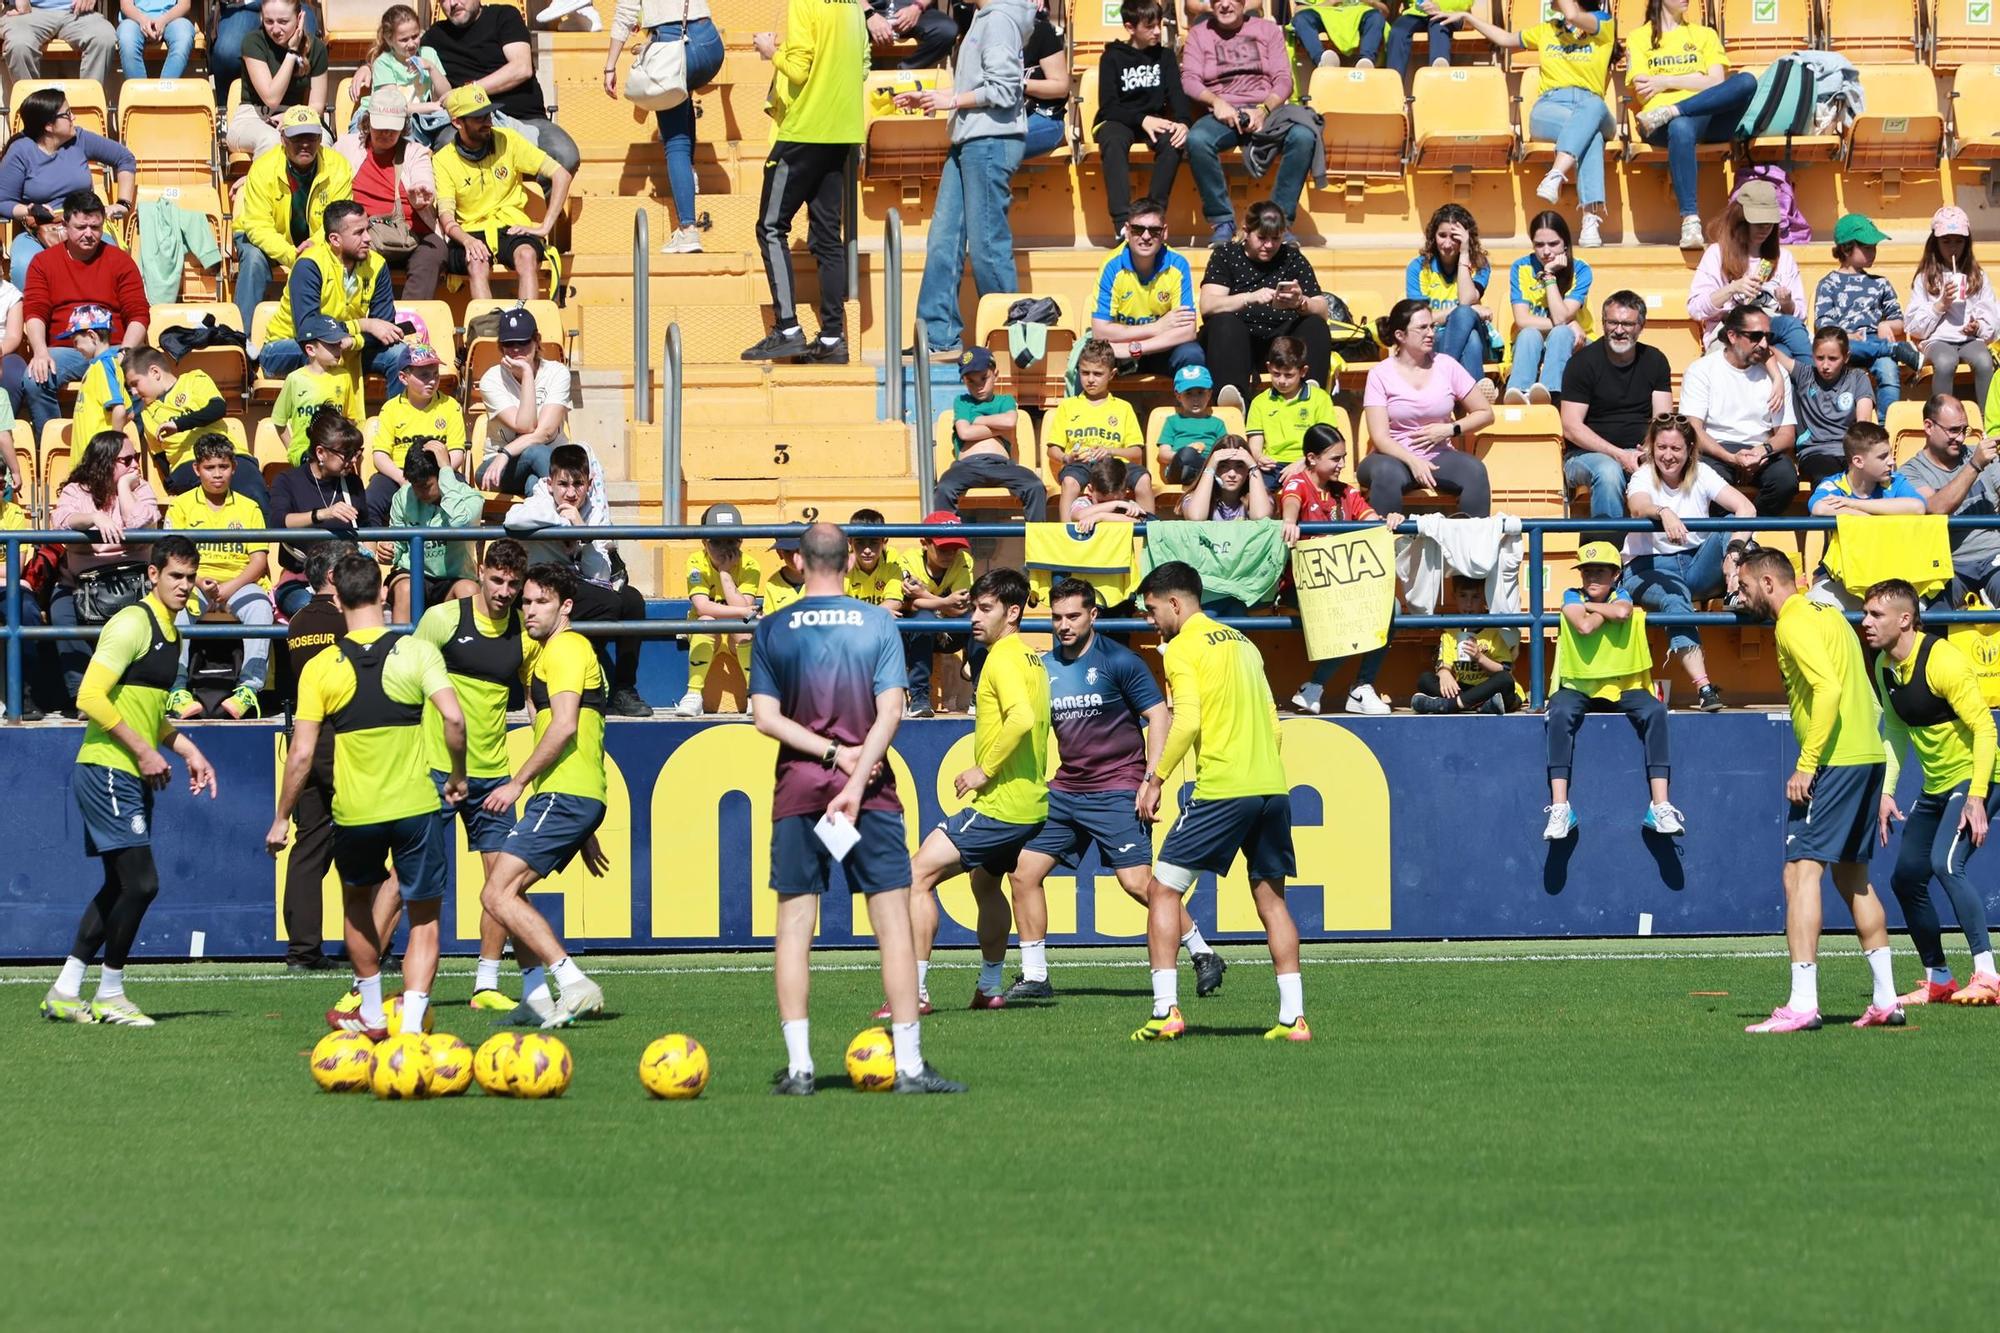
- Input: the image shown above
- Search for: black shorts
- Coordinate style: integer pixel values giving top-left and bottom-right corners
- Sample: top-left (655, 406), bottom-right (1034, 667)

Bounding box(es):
top-left (1785, 762), bottom-right (1886, 866)
top-left (446, 229), bottom-right (546, 273)
top-left (388, 570), bottom-right (460, 607)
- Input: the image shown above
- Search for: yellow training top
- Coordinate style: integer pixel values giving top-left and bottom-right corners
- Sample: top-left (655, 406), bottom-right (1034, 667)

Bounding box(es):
top-left (527, 628), bottom-right (608, 803)
top-left (1157, 610), bottom-right (1286, 800)
top-left (972, 631), bottom-right (1051, 825)
top-left (1775, 595), bottom-right (1886, 772)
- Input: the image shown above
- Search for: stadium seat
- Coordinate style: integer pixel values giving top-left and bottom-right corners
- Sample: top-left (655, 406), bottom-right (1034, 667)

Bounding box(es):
top-left (253, 417), bottom-right (289, 483)
top-left (1949, 62), bottom-right (2000, 161)
top-left (220, 80), bottom-right (254, 180)
top-left (974, 291), bottom-right (1084, 408)
top-left (1933, 0), bottom-right (2000, 67)
top-left (149, 302), bottom-right (249, 402)
top-left (1843, 65), bottom-right (1945, 180)
top-left (1516, 66), bottom-right (1620, 167)
top-left (131, 184), bottom-right (228, 302)
top-left (863, 71), bottom-right (955, 183)
top-left (248, 301), bottom-right (282, 401)
top-left (334, 75), bottom-right (359, 140)
top-left (1409, 67), bottom-right (1513, 178)
top-left (1310, 67), bottom-right (1408, 187)
top-left (10, 79), bottom-right (107, 137)
top-left (1616, 0), bottom-right (1706, 31)
top-left (1716, 0), bottom-right (1818, 64)
top-left (1467, 403), bottom-right (1566, 515)
top-left (117, 80), bottom-right (219, 187)
top-left (322, 0), bottom-right (389, 54)
top-left (1821, 0), bottom-right (1921, 61)
top-left (39, 418), bottom-right (71, 506)
top-left (932, 409), bottom-right (1040, 514)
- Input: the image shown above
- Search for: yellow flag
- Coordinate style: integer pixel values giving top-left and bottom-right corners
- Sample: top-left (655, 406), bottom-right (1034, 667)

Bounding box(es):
top-left (1292, 528), bottom-right (1396, 660)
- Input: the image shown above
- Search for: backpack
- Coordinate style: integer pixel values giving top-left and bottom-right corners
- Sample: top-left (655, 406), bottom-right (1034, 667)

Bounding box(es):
top-left (1735, 55), bottom-right (1818, 149)
top-left (1730, 164), bottom-right (1812, 245)
top-left (1325, 293), bottom-right (1376, 361)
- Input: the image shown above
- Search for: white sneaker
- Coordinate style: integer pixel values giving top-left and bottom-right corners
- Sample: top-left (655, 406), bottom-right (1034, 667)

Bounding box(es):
top-left (1318, 51), bottom-right (1341, 69)
top-left (663, 226), bottom-right (703, 255)
top-left (1344, 684), bottom-right (1390, 716)
top-left (1291, 681), bottom-right (1325, 713)
top-left (1535, 169), bottom-right (1565, 203)
top-left (1527, 384), bottom-right (1552, 406)
top-left (1215, 384), bottom-right (1246, 413)
top-left (1678, 215), bottom-right (1705, 250)
top-left (1645, 801), bottom-right (1686, 836)
top-left (1542, 802), bottom-right (1577, 841)
top-left (1637, 102), bottom-right (1680, 137)
top-left (675, 689), bottom-right (703, 718)
top-left (1501, 386), bottom-right (1529, 405)
top-left (1578, 213), bottom-right (1603, 248)
top-left (542, 976), bottom-right (606, 1028)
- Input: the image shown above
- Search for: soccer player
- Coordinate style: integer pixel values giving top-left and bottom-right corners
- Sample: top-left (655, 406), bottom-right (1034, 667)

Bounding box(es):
top-left (475, 562), bottom-right (612, 1028)
top-left (1005, 577), bottom-right (1225, 1001)
top-left (750, 523), bottom-right (964, 1095)
top-left (895, 568), bottom-right (1050, 1013)
top-left (1131, 560), bottom-right (1308, 1042)
top-left (268, 555), bottom-right (467, 1040)
top-left (1736, 547), bottom-right (1903, 1033)
top-left (42, 535), bottom-right (217, 1026)
top-left (1859, 579), bottom-right (2000, 1006)
top-left (415, 537), bottom-right (534, 1012)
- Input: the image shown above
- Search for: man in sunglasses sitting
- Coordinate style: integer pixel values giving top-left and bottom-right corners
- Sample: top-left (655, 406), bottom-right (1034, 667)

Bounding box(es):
top-left (1899, 393), bottom-right (2000, 611)
top-left (1088, 197), bottom-right (1207, 386)
top-left (1680, 304), bottom-right (1801, 518)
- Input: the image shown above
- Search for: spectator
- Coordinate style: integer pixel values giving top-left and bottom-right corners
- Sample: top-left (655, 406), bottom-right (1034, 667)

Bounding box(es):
top-left (257, 200), bottom-right (407, 410)
top-left (212, 0), bottom-right (320, 110)
top-left (934, 345), bottom-right (1049, 519)
top-left (334, 88), bottom-right (448, 301)
top-left (163, 433), bottom-right (275, 720)
top-left (224, 0), bottom-right (330, 160)
top-left (761, 529), bottom-right (807, 613)
top-left (118, 0), bottom-right (194, 79)
top-left (231, 107), bottom-right (356, 338)
top-left (22, 190), bottom-right (148, 440)
top-left (1689, 181), bottom-right (1809, 362)
top-left (0, 0), bottom-right (115, 92)
top-left (866, 0), bottom-right (956, 69)
top-left (1290, 0), bottom-right (1385, 70)
top-left (1386, 0), bottom-right (1470, 76)
top-left (1682, 304), bottom-right (1799, 517)
top-left (1904, 394), bottom-right (2000, 608)
top-left (384, 441), bottom-right (481, 622)
top-left (741, 0), bottom-right (864, 363)
top-left (1503, 210), bottom-right (1590, 406)
top-left (1090, 198), bottom-right (1204, 379)
top-left (1408, 202), bottom-right (1496, 397)
top-left (272, 317), bottom-right (360, 465)
top-left (1158, 361), bottom-right (1228, 483)
top-left (62, 305), bottom-right (128, 449)
top-left (1244, 333), bottom-right (1339, 488)
top-left (1179, 436), bottom-right (1272, 519)
top-left (1357, 298), bottom-right (1495, 517)
top-left (1791, 327), bottom-right (1876, 486)
top-left (1627, 0), bottom-right (1755, 251)
top-left (366, 340), bottom-right (464, 525)
top-left (1198, 198), bottom-right (1333, 408)
top-left (604, 0), bottom-right (723, 255)
top-left (1622, 411), bottom-right (1754, 711)
top-left (1021, 3), bottom-right (1072, 160)
top-left (1283, 422), bottom-right (1400, 716)
top-left (906, 0), bottom-right (1035, 360)
top-left (1094, 0), bottom-right (1188, 234)
top-left (843, 507), bottom-right (904, 607)
top-left (1807, 420), bottom-right (1925, 611)
top-left (1069, 453), bottom-right (1151, 528)
top-left (1444, 0), bottom-right (1611, 248)
top-left (678, 502), bottom-right (761, 715)
top-left (899, 510), bottom-right (976, 716)
top-left (128, 346), bottom-right (266, 508)
top-left (434, 84), bottom-right (573, 303)
top-left (0, 89), bottom-right (137, 290)
top-left (1045, 337), bottom-right (1150, 517)
top-left (1907, 206), bottom-right (1999, 415)
top-left (50, 428), bottom-right (160, 708)
top-left (0, 459), bottom-right (45, 719)
top-left (423, 0), bottom-right (581, 173)
top-left (1182, 0), bottom-right (1317, 246)
top-left (477, 306), bottom-right (573, 496)
top-left (1815, 213), bottom-right (1917, 421)
top-left (1410, 576), bottom-right (1522, 714)
top-left (358, 6), bottom-right (452, 146)
top-left (269, 407), bottom-right (365, 617)
top-left (0, 272), bottom-right (23, 422)
top-left (1560, 290), bottom-right (1671, 524)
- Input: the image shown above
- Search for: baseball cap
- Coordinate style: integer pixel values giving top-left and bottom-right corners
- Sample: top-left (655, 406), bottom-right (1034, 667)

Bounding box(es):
top-left (445, 84), bottom-right (493, 119)
top-left (958, 346), bottom-right (995, 377)
top-left (497, 307), bottom-right (538, 345)
top-left (403, 340), bottom-right (441, 368)
top-left (278, 105), bottom-right (327, 140)
top-left (1174, 363), bottom-right (1213, 393)
top-left (921, 510), bottom-right (970, 550)
top-left (1734, 179), bottom-right (1780, 226)
top-left (298, 314), bottom-right (349, 347)
top-left (1833, 213), bottom-right (1888, 246)
top-left (772, 526), bottom-right (805, 553)
top-left (1575, 540), bottom-right (1623, 569)
top-left (368, 85), bottom-right (410, 132)
top-left (1933, 205), bottom-right (1972, 238)
top-left (57, 303), bottom-right (113, 341)
top-left (700, 502), bottom-right (744, 527)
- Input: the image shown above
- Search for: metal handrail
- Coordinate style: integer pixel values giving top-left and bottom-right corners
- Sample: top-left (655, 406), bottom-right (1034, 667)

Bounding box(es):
top-left (912, 325), bottom-right (935, 509)
top-left (885, 208), bottom-right (905, 426)
top-left (664, 322), bottom-right (684, 523)
top-left (633, 207), bottom-right (651, 424)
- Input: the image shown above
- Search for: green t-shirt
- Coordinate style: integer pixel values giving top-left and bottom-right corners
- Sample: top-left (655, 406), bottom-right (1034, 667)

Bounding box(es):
top-left (415, 599), bottom-right (529, 779)
top-left (275, 368), bottom-right (352, 466)
top-left (1245, 383), bottom-right (1341, 465)
top-left (1159, 412), bottom-right (1229, 455)
top-left (951, 392), bottom-right (1018, 457)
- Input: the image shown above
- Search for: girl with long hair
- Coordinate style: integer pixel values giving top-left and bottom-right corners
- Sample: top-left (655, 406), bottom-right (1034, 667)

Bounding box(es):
top-left (49, 430), bottom-right (161, 701)
top-left (359, 5), bottom-right (451, 145)
top-left (1406, 202), bottom-right (1497, 398)
top-left (1687, 182), bottom-right (1809, 360)
top-left (1906, 206), bottom-right (2000, 412)
top-left (1504, 211), bottom-right (1592, 404)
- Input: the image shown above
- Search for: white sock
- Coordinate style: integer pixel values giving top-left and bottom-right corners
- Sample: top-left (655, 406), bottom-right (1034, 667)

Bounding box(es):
top-left (917, 960), bottom-right (931, 1000)
top-left (1975, 951), bottom-right (1996, 978)
top-left (1181, 923), bottom-right (1210, 957)
top-left (520, 966), bottom-right (550, 1009)
top-left (475, 957), bottom-right (501, 992)
top-left (781, 1018), bottom-right (812, 1077)
top-left (978, 959), bottom-right (1004, 995)
top-left (96, 965), bottom-right (124, 999)
top-left (1787, 961), bottom-right (1818, 1013)
top-left (1929, 965), bottom-right (1955, 986)
top-left (891, 1020), bottom-right (923, 1076)
top-left (401, 990), bottom-right (429, 1034)
top-left (55, 956), bottom-right (87, 996)
top-left (357, 972), bottom-right (386, 1026)
top-left (1020, 939), bottom-right (1048, 982)
top-left (1152, 968), bottom-right (1178, 1018)
top-left (1276, 971), bottom-right (1304, 1024)
top-left (1864, 946), bottom-right (1897, 1009)
top-left (552, 956), bottom-right (586, 991)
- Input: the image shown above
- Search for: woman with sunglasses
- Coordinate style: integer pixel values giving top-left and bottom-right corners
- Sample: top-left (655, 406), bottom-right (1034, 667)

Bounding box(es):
top-left (1622, 411), bottom-right (1754, 711)
top-left (49, 429), bottom-right (161, 707)
top-left (477, 307), bottom-right (571, 496)
top-left (0, 89), bottom-right (137, 291)
top-left (269, 407), bottom-right (365, 617)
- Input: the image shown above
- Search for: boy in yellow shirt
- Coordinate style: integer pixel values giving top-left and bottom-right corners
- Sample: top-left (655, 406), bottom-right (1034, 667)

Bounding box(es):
top-left (274, 315), bottom-right (362, 466)
top-left (62, 305), bottom-right (129, 452)
top-left (127, 348), bottom-right (266, 509)
top-left (1411, 576), bottom-right (1522, 714)
top-left (844, 507), bottom-right (905, 610)
top-left (366, 342), bottom-right (466, 524)
top-left (164, 434), bottom-right (277, 720)
top-left (1045, 339), bottom-right (1152, 521)
top-left (900, 511), bottom-right (976, 717)
top-left (678, 502), bottom-right (764, 717)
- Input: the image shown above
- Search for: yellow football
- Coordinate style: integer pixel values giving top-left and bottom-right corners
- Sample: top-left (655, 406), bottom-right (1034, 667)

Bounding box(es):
top-left (845, 1026), bottom-right (897, 1093)
top-left (426, 1033), bottom-right (474, 1096)
top-left (383, 993), bottom-right (435, 1036)
top-left (473, 1033), bottom-right (524, 1096)
top-left (369, 1032), bottom-right (433, 1100)
top-left (638, 1033), bottom-right (709, 1100)
top-left (309, 1030), bottom-right (375, 1092)
top-left (507, 1033), bottom-right (573, 1099)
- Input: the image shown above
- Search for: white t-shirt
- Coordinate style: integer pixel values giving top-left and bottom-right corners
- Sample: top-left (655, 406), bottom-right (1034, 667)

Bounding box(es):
top-left (0, 281), bottom-right (24, 326)
top-left (1623, 461), bottom-right (1731, 558)
top-left (1679, 348), bottom-right (1794, 450)
top-left (479, 359), bottom-right (574, 450)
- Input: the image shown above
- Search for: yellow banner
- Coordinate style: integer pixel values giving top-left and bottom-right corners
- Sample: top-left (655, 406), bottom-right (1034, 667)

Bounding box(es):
top-left (1292, 529), bottom-right (1397, 661)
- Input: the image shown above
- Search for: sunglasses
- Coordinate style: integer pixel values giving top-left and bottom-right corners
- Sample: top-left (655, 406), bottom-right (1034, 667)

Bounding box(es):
top-left (116, 451), bottom-right (139, 464)
top-left (1650, 412), bottom-right (1691, 427)
top-left (499, 338), bottom-right (535, 351)
top-left (1126, 224), bottom-right (1167, 238)
top-left (1732, 329), bottom-right (1772, 343)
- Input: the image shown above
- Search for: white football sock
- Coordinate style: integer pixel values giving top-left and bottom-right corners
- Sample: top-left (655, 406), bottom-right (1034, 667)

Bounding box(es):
top-left (520, 966), bottom-right (550, 1009)
top-left (1929, 965), bottom-right (1956, 986)
top-left (891, 1020), bottom-right (923, 1076)
top-left (552, 956), bottom-right (586, 990)
top-left (1151, 968), bottom-right (1178, 1018)
top-left (781, 1019), bottom-right (812, 1077)
top-left (916, 960), bottom-right (930, 1000)
top-left (1276, 971), bottom-right (1304, 1024)
top-left (55, 956), bottom-right (86, 996)
top-left (1020, 940), bottom-right (1048, 982)
top-left (357, 972), bottom-right (386, 1026)
top-left (401, 991), bottom-right (429, 1034)
top-left (1864, 947), bottom-right (1896, 1009)
top-left (1975, 951), bottom-right (1996, 978)
top-left (474, 957), bottom-right (501, 992)
top-left (1787, 961), bottom-right (1818, 1013)
top-left (1181, 923), bottom-right (1211, 957)
top-left (95, 965), bottom-right (124, 999)
top-left (978, 959), bottom-right (1004, 995)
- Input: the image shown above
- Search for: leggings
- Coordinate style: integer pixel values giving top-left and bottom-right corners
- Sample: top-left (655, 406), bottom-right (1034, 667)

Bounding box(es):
top-left (1545, 686), bottom-right (1670, 783)
top-left (69, 845), bottom-right (162, 969)
top-left (1356, 448), bottom-right (1491, 517)
top-left (1415, 669), bottom-right (1519, 712)
top-left (1889, 783), bottom-right (2000, 969)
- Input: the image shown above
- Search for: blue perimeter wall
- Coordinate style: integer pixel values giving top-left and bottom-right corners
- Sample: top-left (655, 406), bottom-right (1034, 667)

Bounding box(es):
top-left (0, 713), bottom-right (1988, 961)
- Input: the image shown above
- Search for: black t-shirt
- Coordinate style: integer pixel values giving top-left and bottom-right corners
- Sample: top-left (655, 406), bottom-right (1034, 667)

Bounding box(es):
top-left (425, 3), bottom-right (545, 122)
top-left (1559, 339), bottom-right (1672, 451)
top-left (1023, 17), bottom-right (1066, 118)
top-left (240, 27), bottom-right (331, 114)
top-left (268, 465), bottom-right (366, 571)
top-left (1199, 240), bottom-right (1324, 338)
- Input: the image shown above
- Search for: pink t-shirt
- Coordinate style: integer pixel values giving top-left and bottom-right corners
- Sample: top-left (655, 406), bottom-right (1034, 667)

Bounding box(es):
top-left (1363, 356), bottom-right (1475, 462)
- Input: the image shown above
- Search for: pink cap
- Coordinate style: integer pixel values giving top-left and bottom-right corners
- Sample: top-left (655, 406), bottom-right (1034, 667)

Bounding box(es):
top-left (1933, 206), bottom-right (1972, 238)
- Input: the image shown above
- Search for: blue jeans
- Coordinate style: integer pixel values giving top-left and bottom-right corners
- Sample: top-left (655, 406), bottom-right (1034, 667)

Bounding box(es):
top-left (1291, 6), bottom-right (1384, 63)
top-left (1507, 324), bottom-right (1577, 396)
top-left (1529, 86), bottom-right (1613, 208)
top-left (1434, 303), bottom-right (1491, 379)
top-left (25, 345), bottom-right (86, 438)
top-left (1024, 111), bottom-right (1066, 158)
top-left (211, 1), bottom-right (317, 102)
top-left (1187, 116), bottom-right (1318, 226)
top-left (651, 19), bottom-right (725, 228)
top-left (1767, 313), bottom-right (1812, 362)
top-left (487, 442), bottom-right (555, 496)
top-left (173, 583), bottom-right (275, 693)
top-left (260, 337), bottom-right (409, 401)
top-left (1643, 72), bottom-right (1756, 217)
top-left (1621, 532), bottom-right (1730, 655)
top-left (1562, 449), bottom-right (1627, 519)
top-left (117, 14), bottom-right (193, 79)
top-left (1846, 335), bottom-right (1909, 418)
top-left (234, 235), bottom-right (276, 338)
top-left (917, 134), bottom-right (1024, 352)
top-left (1386, 12), bottom-right (1449, 74)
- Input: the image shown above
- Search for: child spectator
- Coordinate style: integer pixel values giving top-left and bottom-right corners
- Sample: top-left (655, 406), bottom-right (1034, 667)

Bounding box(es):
top-left (384, 441), bottom-right (481, 623)
top-left (1179, 437), bottom-right (1273, 519)
top-left (1282, 422), bottom-right (1400, 715)
top-left (367, 341), bottom-right (464, 525)
top-left (677, 502), bottom-right (761, 717)
top-left (127, 348), bottom-right (263, 508)
top-left (1815, 214), bottom-right (1918, 421)
top-left (1292, 0), bottom-right (1386, 70)
top-left (0, 464), bottom-right (41, 719)
top-left (361, 5), bottom-right (452, 145)
top-left (1386, 0), bottom-right (1472, 75)
top-left (845, 507), bottom-right (904, 609)
top-left (1791, 328), bottom-right (1877, 486)
top-left (1093, 0), bottom-right (1188, 234)
top-left (900, 510), bottom-right (975, 717)
top-left (274, 315), bottom-right (360, 466)
top-left (1046, 338), bottom-right (1151, 519)
top-left (1807, 419), bottom-right (1926, 611)
top-left (269, 408), bottom-right (364, 617)
top-left (164, 433), bottom-right (275, 720)
top-left (1408, 203), bottom-right (1497, 396)
top-left (1543, 541), bottom-right (1680, 841)
top-left (1245, 334), bottom-right (1341, 490)
top-left (62, 304), bottom-right (126, 448)
top-left (1907, 207), bottom-right (1999, 414)
top-left (1158, 362), bottom-right (1230, 484)
top-left (1070, 454), bottom-right (1151, 529)
top-left (761, 530), bottom-right (808, 616)
top-left (933, 347), bottom-right (1049, 520)
top-left (1503, 211), bottom-right (1591, 406)
top-left (1411, 576), bottom-right (1522, 713)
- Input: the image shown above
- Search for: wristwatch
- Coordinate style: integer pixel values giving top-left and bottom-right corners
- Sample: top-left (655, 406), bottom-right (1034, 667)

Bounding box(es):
top-left (820, 741), bottom-right (838, 769)
top-left (1451, 422), bottom-right (1463, 437)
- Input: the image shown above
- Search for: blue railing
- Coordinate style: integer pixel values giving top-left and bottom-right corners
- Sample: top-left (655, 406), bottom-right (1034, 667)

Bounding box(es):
top-left (7, 515), bottom-right (1999, 718)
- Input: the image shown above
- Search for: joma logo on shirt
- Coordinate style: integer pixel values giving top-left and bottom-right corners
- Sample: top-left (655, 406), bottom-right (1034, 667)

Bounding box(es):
top-left (788, 608), bottom-right (864, 628)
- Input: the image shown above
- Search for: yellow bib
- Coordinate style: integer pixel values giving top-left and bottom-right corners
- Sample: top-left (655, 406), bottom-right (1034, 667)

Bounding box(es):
top-left (1556, 605), bottom-right (1653, 682)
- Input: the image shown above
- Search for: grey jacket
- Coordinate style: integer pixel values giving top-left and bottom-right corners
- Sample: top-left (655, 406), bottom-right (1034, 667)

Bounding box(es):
top-left (949, 0), bottom-right (1036, 144)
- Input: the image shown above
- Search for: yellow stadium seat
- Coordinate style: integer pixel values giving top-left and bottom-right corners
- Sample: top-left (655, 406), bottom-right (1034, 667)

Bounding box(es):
top-left (932, 409), bottom-right (1041, 512)
top-left (1409, 66), bottom-right (1513, 174)
top-left (1716, 0), bottom-right (1818, 64)
top-left (249, 301), bottom-right (282, 401)
top-left (864, 70), bottom-right (956, 181)
top-left (40, 418), bottom-right (72, 506)
top-left (220, 79), bottom-right (253, 180)
top-left (148, 302), bottom-right (249, 402)
top-left (10, 79), bottom-right (107, 137)
top-left (1470, 403), bottom-right (1566, 515)
top-left (1821, 0), bottom-right (1921, 60)
top-left (1843, 64), bottom-right (1945, 178)
top-left (974, 291), bottom-right (1085, 408)
top-left (1310, 67), bottom-right (1408, 183)
top-left (131, 184), bottom-right (227, 302)
top-left (1616, 0), bottom-right (1706, 32)
top-left (1076, 67), bottom-right (1121, 160)
top-left (322, 0), bottom-right (390, 51)
top-left (1516, 66), bottom-right (1620, 166)
top-left (1949, 63), bottom-right (2000, 160)
top-left (334, 75), bottom-right (358, 139)
top-left (253, 417), bottom-right (289, 483)
top-left (1068, 0), bottom-right (1128, 56)
top-left (117, 79), bottom-right (218, 186)
top-left (1933, 0), bottom-right (2000, 68)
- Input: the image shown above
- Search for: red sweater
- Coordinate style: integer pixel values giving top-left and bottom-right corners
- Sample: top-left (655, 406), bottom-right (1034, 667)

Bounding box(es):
top-left (23, 241), bottom-right (149, 344)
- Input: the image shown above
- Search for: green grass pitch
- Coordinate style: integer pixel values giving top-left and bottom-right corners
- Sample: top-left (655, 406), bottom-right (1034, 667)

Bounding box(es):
top-left (1, 937), bottom-right (1985, 1329)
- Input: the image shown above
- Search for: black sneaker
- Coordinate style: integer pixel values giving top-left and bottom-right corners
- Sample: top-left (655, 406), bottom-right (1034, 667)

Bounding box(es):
top-left (12, 699), bottom-right (43, 721)
top-left (770, 1068), bottom-right (817, 1096)
top-left (1697, 683), bottom-right (1724, 712)
top-left (1482, 694), bottom-right (1508, 716)
top-left (904, 704), bottom-right (934, 719)
top-left (804, 336), bottom-right (849, 364)
top-left (1002, 975), bottom-right (1054, 1002)
top-left (742, 327), bottom-right (810, 360)
top-left (1409, 694), bottom-right (1454, 714)
top-left (894, 1061), bottom-right (966, 1094)
top-left (608, 687), bottom-right (652, 718)
top-left (287, 952), bottom-right (340, 972)
top-left (1193, 950), bottom-right (1227, 997)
